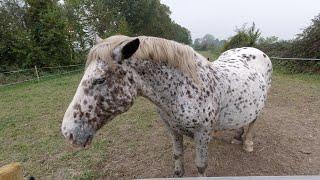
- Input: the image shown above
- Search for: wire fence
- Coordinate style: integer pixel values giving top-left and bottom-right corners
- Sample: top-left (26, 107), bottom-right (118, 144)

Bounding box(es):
top-left (1, 57), bottom-right (319, 88)
top-left (270, 57), bottom-right (320, 61)
top-left (0, 64), bottom-right (84, 88)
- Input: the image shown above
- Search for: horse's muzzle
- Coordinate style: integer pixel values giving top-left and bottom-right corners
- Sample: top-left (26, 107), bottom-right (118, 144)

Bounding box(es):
top-left (65, 132), bottom-right (93, 149)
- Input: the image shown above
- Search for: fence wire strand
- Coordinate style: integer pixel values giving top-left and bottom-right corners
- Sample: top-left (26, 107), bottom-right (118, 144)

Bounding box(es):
top-left (40, 64), bottom-right (83, 69)
top-left (1, 68), bottom-right (35, 74)
top-left (39, 69), bottom-right (83, 79)
top-left (0, 65), bottom-right (84, 88)
top-left (0, 78), bottom-right (38, 87)
top-left (1, 57), bottom-right (319, 87)
top-left (271, 57), bottom-right (320, 61)
top-left (0, 64), bottom-right (84, 74)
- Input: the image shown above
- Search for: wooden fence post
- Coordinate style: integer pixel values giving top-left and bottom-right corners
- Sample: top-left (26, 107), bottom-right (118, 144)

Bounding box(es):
top-left (0, 163), bottom-right (24, 180)
top-left (34, 66), bottom-right (40, 82)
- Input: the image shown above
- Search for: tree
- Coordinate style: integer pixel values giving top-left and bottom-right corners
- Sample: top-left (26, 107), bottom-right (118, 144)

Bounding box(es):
top-left (223, 23), bottom-right (261, 51)
top-left (294, 13), bottom-right (320, 58)
top-left (257, 14), bottom-right (320, 73)
top-left (84, 0), bottom-right (191, 43)
top-left (117, 17), bottom-right (132, 35)
top-left (64, 0), bottom-right (92, 51)
top-left (193, 34), bottom-right (225, 50)
top-left (0, 0), bottom-right (31, 70)
top-left (0, 0), bottom-right (192, 71)
top-left (258, 36), bottom-right (279, 45)
top-left (247, 23), bottom-right (261, 46)
top-left (26, 0), bottom-right (72, 67)
top-left (193, 38), bottom-right (202, 50)
top-left (170, 22), bottom-right (192, 44)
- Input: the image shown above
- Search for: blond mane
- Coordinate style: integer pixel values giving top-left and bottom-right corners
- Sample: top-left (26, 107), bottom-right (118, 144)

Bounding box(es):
top-left (86, 35), bottom-right (200, 82)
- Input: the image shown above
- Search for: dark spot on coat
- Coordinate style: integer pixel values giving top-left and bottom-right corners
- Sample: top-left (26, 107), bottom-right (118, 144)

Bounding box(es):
top-left (84, 88), bottom-right (89, 95)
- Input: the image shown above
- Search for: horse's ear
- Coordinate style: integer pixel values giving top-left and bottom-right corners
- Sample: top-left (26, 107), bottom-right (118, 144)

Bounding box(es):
top-left (121, 38), bottom-right (140, 59)
top-left (95, 34), bottom-right (103, 44)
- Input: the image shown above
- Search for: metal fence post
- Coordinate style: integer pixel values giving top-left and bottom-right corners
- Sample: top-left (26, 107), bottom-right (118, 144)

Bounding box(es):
top-left (34, 66), bottom-right (40, 82)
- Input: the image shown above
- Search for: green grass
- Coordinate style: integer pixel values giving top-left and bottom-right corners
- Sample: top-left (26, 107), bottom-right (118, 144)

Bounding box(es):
top-left (1, 63), bottom-right (320, 179)
top-left (197, 50), bottom-right (220, 61)
top-left (0, 72), bottom-right (157, 179)
top-left (273, 69), bottom-right (320, 84)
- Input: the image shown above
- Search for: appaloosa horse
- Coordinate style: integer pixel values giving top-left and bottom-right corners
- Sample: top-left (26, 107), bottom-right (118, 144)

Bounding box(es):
top-left (61, 35), bottom-right (272, 177)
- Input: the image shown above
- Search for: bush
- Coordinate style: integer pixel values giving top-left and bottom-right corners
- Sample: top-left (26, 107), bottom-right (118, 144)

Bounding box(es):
top-left (223, 23), bottom-right (261, 51)
top-left (257, 13), bottom-right (320, 73)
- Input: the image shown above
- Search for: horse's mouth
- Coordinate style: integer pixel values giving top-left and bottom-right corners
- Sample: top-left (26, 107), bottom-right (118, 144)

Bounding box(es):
top-left (67, 133), bottom-right (93, 149)
top-left (82, 135), bottom-right (93, 148)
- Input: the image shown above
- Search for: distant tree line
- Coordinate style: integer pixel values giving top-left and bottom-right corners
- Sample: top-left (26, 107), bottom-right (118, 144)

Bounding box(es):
top-left (0, 0), bottom-right (192, 71)
top-left (193, 34), bottom-right (225, 51)
top-left (257, 14), bottom-right (320, 73)
top-left (202, 16), bottom-right (320, 73)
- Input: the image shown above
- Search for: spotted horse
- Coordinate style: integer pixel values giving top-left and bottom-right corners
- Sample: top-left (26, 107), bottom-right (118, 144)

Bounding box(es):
top-left (61, 35), bottom-right (272, 177)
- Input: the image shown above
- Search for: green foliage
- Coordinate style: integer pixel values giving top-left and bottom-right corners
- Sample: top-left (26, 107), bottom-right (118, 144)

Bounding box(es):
top-left (64, 0), bottom-right (191, 44)
top-left (0, 0), bottom-right (31, 71)
top-left (170, 22), bottom-right (192, 44)
top-left (63, 0), bottom-right (91, 52)
top-left (26, 0), bottom-right (72, 67)
top-left (258, 36), bottom-right (279, 45)
top-left (223, 23), bottom-right (261, 51)
top-left (295, 14), bottom-right (320, 58)
top-left (117, 17), bottom-right (132, 36)
top-left (193, 34), bottom-right (225, 52)
top-left (257, 13), bottom-right (320, 73)
top-left (198, 50), bottom-right (220, 61)
top-left (0, 0), bottom-right (192, 72)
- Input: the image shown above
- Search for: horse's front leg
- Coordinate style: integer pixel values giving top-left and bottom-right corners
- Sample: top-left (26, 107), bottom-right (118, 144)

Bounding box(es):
top-left (157, 109), bottom-right (185, 177)
top-left (194, 130), bottom-right (211, 176)
top-left (170, 131), bottom-right (184, 177)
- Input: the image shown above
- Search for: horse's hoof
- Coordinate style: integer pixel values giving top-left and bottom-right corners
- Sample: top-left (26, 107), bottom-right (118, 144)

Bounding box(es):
top-left (231, 138), bottom-right (243, 145)
top-left (174, 170), bottom-right (184, 177)
top-left (243, 140), bottom-right (254, 152)
top-left (174, 161), bottom-right (184, 177)
top-left (198, 172), bottom-right (206, 177)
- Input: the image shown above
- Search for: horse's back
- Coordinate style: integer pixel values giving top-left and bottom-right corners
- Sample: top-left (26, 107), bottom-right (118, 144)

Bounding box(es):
top-left (218, 47), bottom-right (272, 89)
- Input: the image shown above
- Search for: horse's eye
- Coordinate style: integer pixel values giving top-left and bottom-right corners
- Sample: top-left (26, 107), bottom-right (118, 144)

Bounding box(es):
top-left (93, 78), bottom-right (106, 85)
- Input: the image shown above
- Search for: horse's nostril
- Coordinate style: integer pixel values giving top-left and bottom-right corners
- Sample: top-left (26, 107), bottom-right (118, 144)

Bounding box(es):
top-left (69, 133), bottom-right (73, 141)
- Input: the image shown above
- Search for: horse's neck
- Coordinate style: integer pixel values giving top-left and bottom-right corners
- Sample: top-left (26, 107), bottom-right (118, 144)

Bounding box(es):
top-left (127, 57), bottom-right (215, 113)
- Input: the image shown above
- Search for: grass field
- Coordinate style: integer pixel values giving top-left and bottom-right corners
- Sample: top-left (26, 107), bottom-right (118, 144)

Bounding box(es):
top-left (1, 62), bottom-right (320, 179)
top-left (197, 50), bottom-right (221, 60)
top-left (0, 72), bottom-right (159, 179)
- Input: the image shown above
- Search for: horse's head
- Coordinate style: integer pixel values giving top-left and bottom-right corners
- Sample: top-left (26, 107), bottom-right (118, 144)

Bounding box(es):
top-left (61, 35), bottom-right (140, 148)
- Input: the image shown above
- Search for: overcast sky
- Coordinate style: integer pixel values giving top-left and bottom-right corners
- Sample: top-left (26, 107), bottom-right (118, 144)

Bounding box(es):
top-left (161, 0), bottom-right (320, 41)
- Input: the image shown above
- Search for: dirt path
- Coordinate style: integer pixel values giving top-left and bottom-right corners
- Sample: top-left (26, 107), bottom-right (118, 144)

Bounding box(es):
top-left (95, 73), bottom-right (320, 178)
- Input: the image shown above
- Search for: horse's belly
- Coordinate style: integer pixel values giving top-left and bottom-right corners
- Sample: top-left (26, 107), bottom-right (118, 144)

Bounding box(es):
top-left (216, 78), bottom-right (268, 130)
top-left (217, 105), bottom-right (262, 130)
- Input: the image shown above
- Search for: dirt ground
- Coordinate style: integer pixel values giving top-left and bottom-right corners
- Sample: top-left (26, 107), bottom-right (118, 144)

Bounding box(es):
top-left (94, 73), bottom-right (320, 179)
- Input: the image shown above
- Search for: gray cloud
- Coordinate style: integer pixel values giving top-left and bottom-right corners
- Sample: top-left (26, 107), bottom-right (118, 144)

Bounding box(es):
top-left (161, 0), bottom-right (320, 40)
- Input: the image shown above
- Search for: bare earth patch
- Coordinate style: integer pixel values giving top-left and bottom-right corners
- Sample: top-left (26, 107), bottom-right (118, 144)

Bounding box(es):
top-left (0, 72), bottom-right (319, 179)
